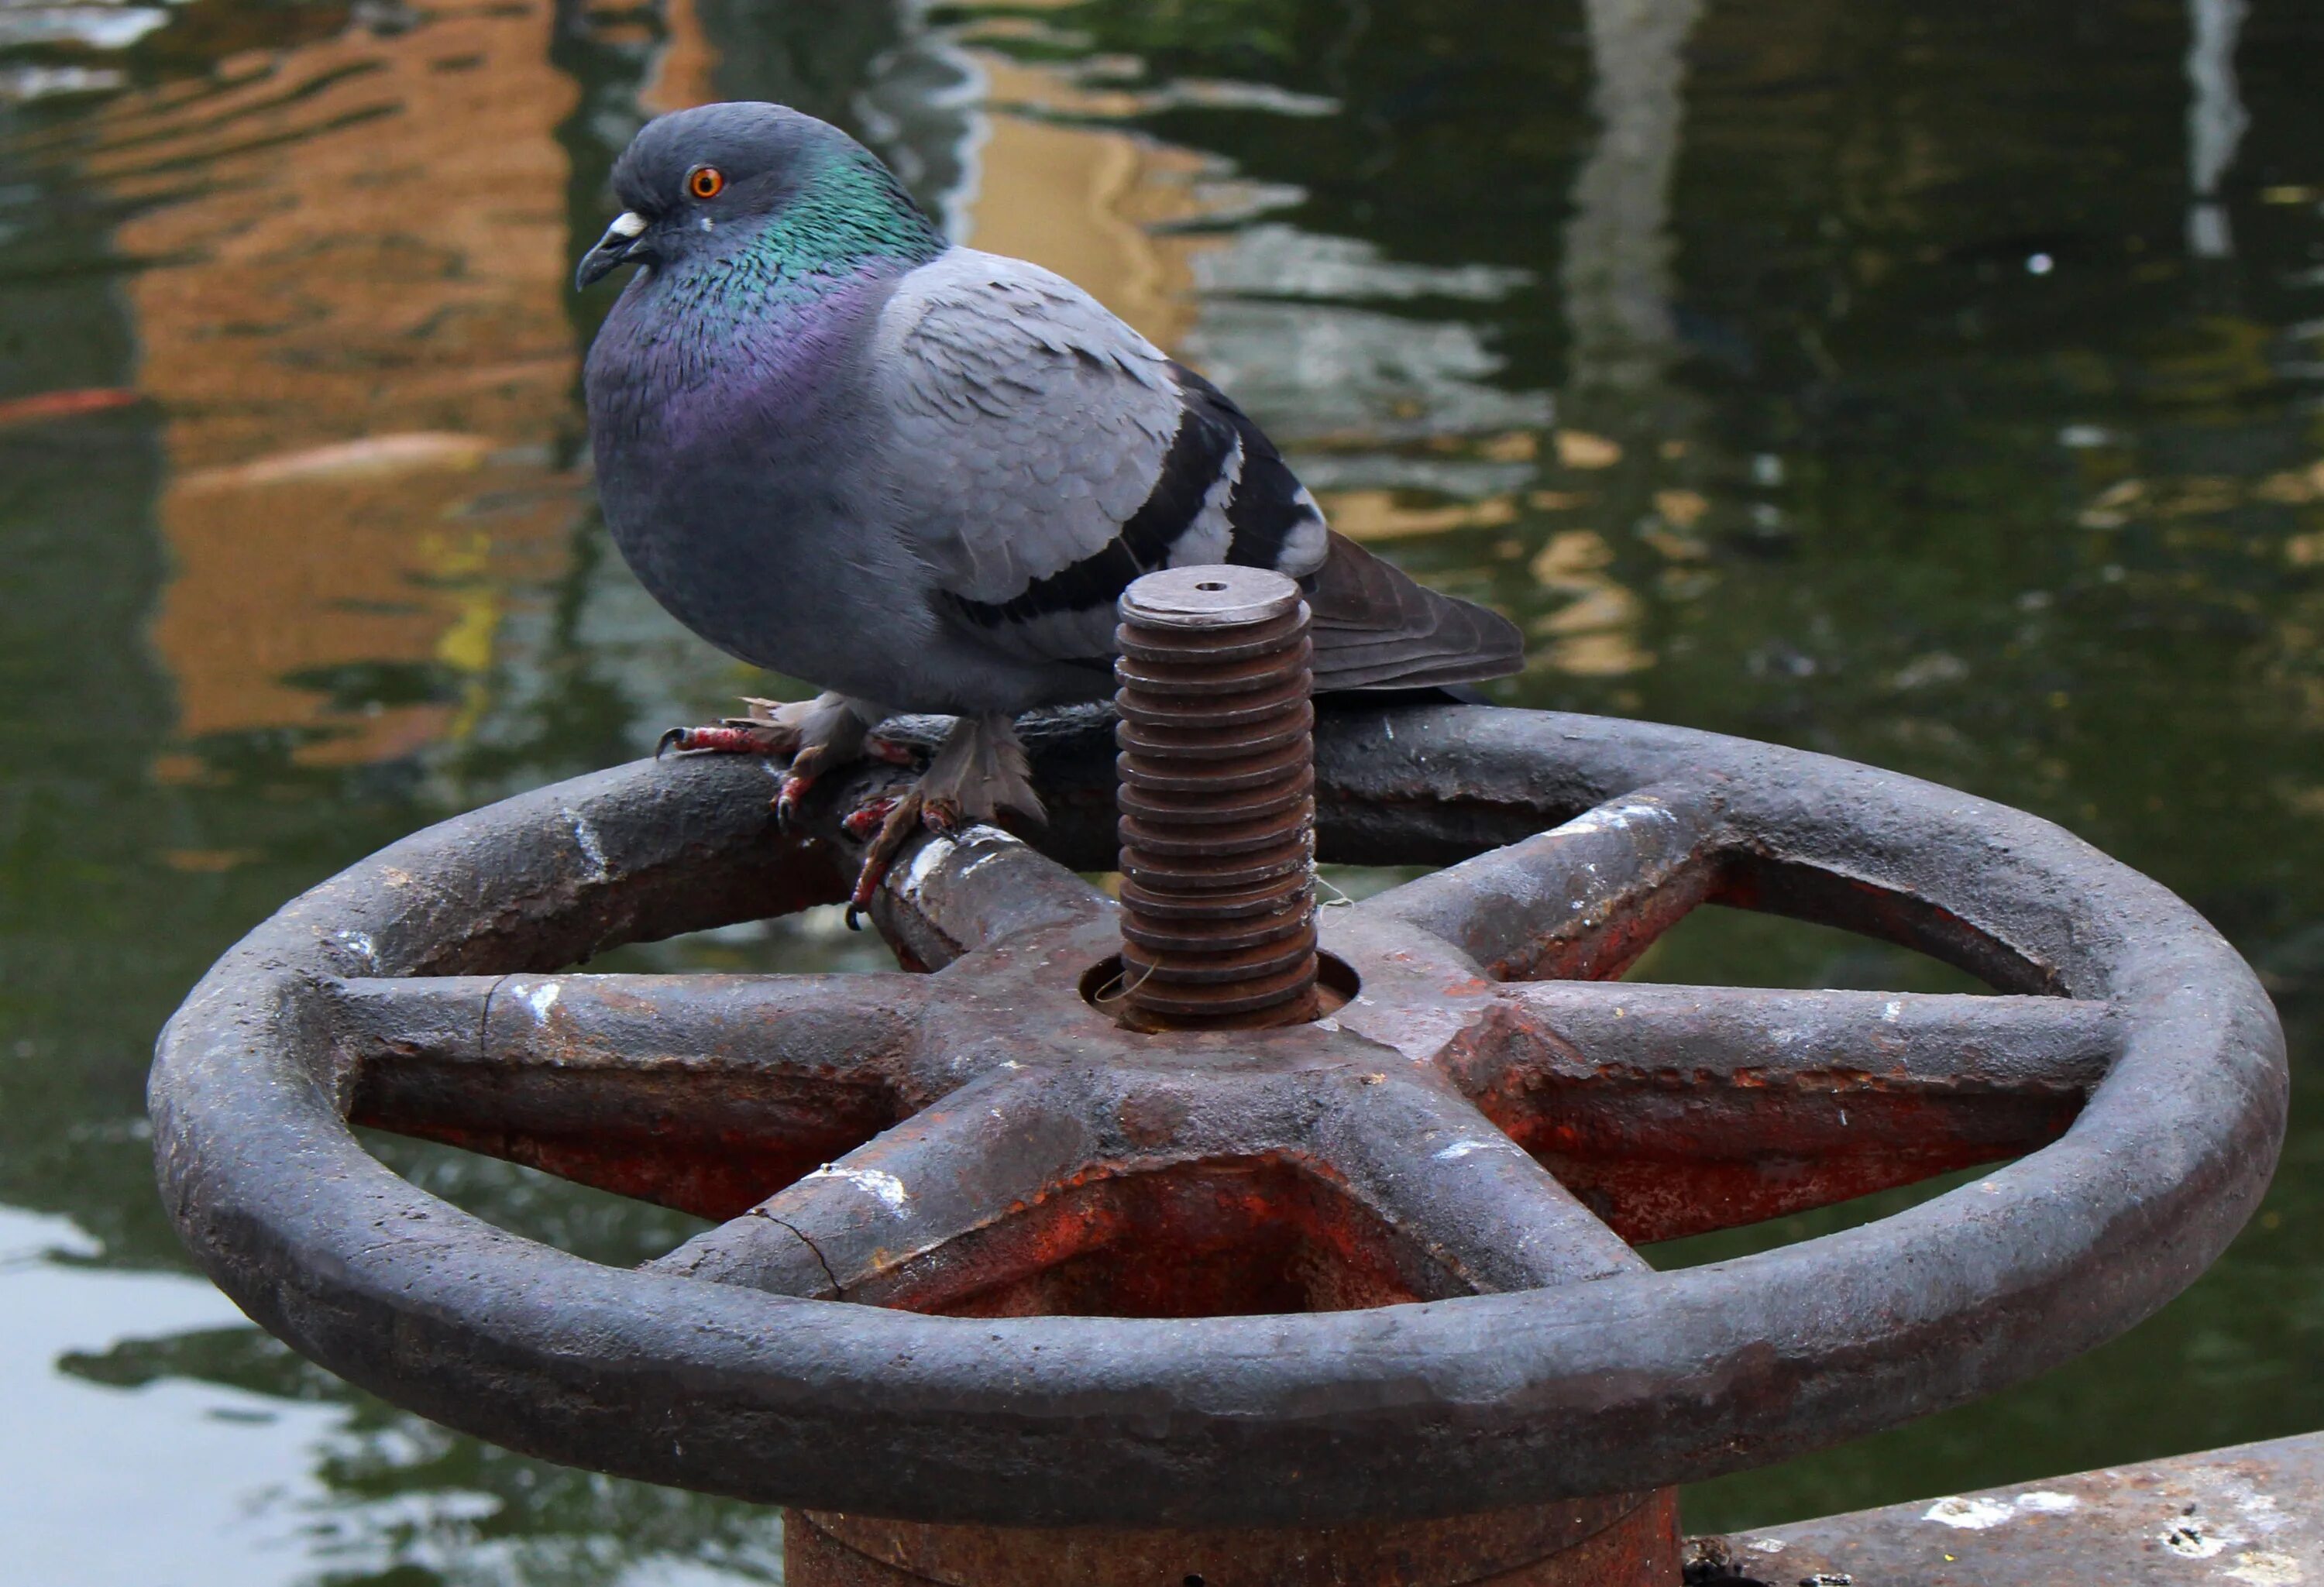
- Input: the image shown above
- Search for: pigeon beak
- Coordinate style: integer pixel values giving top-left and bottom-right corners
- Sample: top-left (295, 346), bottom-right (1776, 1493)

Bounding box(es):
top-left (576, 211), bottom-right (651, 290)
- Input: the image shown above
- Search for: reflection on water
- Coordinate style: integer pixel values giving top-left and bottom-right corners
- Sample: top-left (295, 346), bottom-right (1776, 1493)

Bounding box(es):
top-left (3, 0), bottom-right (2324, 1576)
top-left (2185, 0), bottom-right (2249, 259)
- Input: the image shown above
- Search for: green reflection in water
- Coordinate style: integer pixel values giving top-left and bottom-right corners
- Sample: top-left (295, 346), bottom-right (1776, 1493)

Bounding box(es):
top-left (2, 0), bottom-right (2322, 1576)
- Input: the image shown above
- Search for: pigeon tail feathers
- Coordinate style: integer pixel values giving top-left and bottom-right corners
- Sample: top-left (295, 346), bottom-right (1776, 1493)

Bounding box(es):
top-left (1302, 532), bottom-right (1525, 692)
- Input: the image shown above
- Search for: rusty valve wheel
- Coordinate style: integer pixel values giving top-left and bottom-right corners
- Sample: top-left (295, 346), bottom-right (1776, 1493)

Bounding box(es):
top-left (153, 587), bottom-right (2284, 1576)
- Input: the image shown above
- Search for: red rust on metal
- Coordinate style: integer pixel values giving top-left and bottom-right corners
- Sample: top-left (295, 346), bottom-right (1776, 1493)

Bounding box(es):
top-left (1112, 565), bottom-right (1322, 1030)
top-left (789, 1487), bottom-right (1681, 1586)
top-left (1438, 984), bottom-right (2114, 1242)
top-left (857, 1159), bottom-right (1449, 1317)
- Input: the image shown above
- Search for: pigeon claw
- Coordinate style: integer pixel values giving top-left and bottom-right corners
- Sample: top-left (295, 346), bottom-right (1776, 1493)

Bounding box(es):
top-left (774, 771), bottom-right (820, 829)
top-left (773, 740), bottom-right (854, 830)
top-left (865, 734), bottom-right (918, 768)
top-left (657, 723), bottom-right (789, 760)
top-left (842, 788), bottom-right (927, 931)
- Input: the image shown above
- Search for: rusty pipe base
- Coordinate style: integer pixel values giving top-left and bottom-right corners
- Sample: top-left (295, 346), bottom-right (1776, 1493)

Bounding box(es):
top-left (784, 1489), bottom-right (1681, 1587)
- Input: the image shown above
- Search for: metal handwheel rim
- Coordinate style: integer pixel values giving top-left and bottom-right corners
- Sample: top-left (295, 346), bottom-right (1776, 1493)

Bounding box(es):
top-left (150, 706), bottom-right (2286, 1529)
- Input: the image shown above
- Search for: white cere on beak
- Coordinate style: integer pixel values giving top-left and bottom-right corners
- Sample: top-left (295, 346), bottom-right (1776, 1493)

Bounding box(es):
top-left (607, 211), bottom-right (648, 239)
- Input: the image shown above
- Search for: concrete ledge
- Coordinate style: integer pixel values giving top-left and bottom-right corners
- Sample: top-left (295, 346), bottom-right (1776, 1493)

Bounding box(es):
top-left (1693, 1433), bottom-right (2321, 1585)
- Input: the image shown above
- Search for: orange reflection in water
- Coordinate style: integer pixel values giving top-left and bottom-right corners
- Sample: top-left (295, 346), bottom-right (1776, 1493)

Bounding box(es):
top-left (112, 0), bottom-right (583, 762)
top-left (110, 3), bottom-right (1244, 768)
top-left (964, 53), bottom-right (1221, 352)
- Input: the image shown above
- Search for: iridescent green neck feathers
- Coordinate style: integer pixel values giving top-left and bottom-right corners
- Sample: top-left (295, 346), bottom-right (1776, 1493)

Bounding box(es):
top-left (686, 150), bottom-right (945, 311)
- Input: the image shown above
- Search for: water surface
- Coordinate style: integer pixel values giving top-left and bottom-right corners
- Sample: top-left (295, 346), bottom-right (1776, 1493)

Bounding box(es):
top-left (4, 0), bottom-right (2322, 1578)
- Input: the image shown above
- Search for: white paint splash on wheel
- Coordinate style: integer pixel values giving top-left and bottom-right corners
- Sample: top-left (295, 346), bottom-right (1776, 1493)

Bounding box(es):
top-left (2015, 1491), bottom-right (2080, 1513)
top-left (806, 1165), bottom-right (910, 1215)
top-left (1434, 1139), bottom-right (1518, 1162)
top-left (1923, 1496), bottom-right (2015, 1530)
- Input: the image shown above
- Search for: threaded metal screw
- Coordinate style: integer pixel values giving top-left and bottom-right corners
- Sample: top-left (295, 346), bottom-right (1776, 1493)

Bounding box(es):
top-left (1112, 565), bottom-right (1320, 1030)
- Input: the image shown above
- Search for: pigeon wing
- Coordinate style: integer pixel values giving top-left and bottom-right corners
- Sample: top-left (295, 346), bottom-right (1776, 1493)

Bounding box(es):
top-left (872, 249), bottom-right (1326, 664)
top-left (873, 249), bottom-right (1521, 689)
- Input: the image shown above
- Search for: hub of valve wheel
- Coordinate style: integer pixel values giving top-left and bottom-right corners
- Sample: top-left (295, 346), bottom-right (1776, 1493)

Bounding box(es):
top-left (153, 569), bottom-right (2286, 1587)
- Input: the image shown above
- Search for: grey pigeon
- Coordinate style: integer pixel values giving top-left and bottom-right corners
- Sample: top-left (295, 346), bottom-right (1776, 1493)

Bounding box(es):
top-left (577, 101), bottom-right (1522, 910)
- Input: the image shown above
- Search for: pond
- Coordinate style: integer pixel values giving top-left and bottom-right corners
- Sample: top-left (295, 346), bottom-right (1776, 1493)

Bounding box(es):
top-left (3, 0), bottom-right (2322, 1579)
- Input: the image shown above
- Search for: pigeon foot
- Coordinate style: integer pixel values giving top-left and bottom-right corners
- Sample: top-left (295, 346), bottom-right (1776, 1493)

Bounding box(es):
top-left (841, 789), bottom-right (931, 930)
top-left (779, 733), bottom-right (925, 827)
top-left (775, 740), bottom-right (840, 828)
top-left (657, 694), bottom-right (913, 832)
top-left (837, 716), bottom-right (1033, 930)
top-left (655, 719), bottom-right (798, 760)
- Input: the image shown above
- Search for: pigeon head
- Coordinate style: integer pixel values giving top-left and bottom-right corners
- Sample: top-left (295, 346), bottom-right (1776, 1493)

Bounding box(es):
top-left (576, 102), bottom-right (944, 291)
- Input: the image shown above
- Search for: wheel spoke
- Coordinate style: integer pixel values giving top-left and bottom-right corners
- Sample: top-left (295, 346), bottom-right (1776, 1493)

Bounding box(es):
top-left (864, 823), bottom-right (1115, 970)
top-left (1442, 982), bottom-right (2119, 1242)
top-left (329, 972), bottom-right (930, 1220)
top-left (1356, 780), bottom-right (1724, 980)
top-left (1314, 1072), bottom-right (1646, 1294)
top-left (645, 1070), bottom-right (1108, 1304)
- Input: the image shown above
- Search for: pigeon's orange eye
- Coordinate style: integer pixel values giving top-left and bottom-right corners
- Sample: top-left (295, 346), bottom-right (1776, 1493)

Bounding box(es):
top-left (688, 166), bottom-right (725, 200)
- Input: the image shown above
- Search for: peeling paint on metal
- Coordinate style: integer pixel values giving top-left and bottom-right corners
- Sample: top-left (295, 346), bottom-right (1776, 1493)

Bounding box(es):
top-left (955, 850), bottom-right (1009, 883)
top-left (905, 836), bottom-right (957, 895)
top-left (1926, 1496), bottom-right (2016, 1530)
top-left (568, 813), bottom-right (611, 881)
top-left (806, 1164), bottom-right (911, 1216)
top-left (2015, 1490), bottom-right (2079, 1513)
top-left (2165, 1519), bottom-right (2229, 1558)
top-left (1551, 798), bottom-right (1672, 837)
top-left (1434, 1139), bottom-right (1517, 1162)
